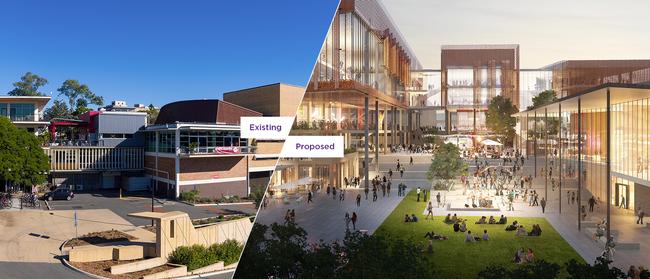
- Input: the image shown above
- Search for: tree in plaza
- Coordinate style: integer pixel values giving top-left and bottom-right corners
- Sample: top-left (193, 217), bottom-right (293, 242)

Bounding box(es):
top-left (0, 117), bottom-right (50, 188)
top-left (486, 95), bottom-right (518, 146)
top-left (57, 79), bottom-right (104, 116)
top-left (427, 143), bottom-right (468, 191)
top-left (528, 90), bottom-right (557, 110)
top-left (7, 72), bottom-right (49, 96)
top-left (43, 99), bottom-right (73, 120)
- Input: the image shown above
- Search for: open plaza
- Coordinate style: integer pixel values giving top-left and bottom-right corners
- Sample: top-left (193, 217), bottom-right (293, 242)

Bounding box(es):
top-left (251, 0), bottom-right (650, 277)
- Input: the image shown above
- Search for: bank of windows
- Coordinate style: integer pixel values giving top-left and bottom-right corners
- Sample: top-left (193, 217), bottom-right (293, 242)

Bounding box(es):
top-left (612, 99), bottom-right (650, 181)
top-left (316, 11), bottom-right (391, 96)
top-left (0, 103), bottom-right (35, 121)
top-left (146, 130), bottom-right (246, 153)
top-left (101, 133), bottom-right (133, 139)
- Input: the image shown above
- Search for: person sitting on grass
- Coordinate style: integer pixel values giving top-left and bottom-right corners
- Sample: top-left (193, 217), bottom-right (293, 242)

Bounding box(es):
top-left (411, 214), bottom-right (419, 222)
top-left (404, 214), bottom-right (411, 223)
top-left (475, 216), bottom-right (487, 224)
top-left (488, 216), bottom-right (496, 224)
top-left (425, 230), bottom-right (448, 240)
top-left (498, 215), bottom-right (508, 224)
top-left (514, 247), bottom-right (525, 264)
top-left (465, 230), bottom-right (475, 242)
top-left (451, 213), bottom-right (458, 223)
top-left (516, 225), bottom-right (527, 236)
top-left (528, 224), bottom-right (542, 236)
top-left (444, 213), bottom-right (454, 224)
top-left (524, 248), bottom-right (535, 263)
top-left (482, 229), bottom-right (490, 241)
top-left (453, 221), bottom-right (461, 232)
top-left (505, 220), bottom-right (519, 231)
top-left (459, 220), bottom-right (468, 232)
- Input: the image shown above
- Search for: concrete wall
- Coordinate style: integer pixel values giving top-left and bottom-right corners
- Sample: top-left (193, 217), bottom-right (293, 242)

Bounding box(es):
top-left (179, 156), bottom-right (247, 181)
top-left (179, 180), bottom-right (247, 198)
top-left (155, 213), bottom-right (252, 259)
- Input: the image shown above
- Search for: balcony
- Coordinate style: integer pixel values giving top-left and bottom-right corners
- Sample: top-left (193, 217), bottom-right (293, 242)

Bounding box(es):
top-left (44, 146), bottom-right (145, 171)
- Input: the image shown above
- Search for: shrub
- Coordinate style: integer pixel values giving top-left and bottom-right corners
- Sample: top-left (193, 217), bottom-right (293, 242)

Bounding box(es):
top-left (209, 239), bottom-right (244, 265)
top-left (169, 240), bottom-right (243, 271)
top-left (179, 189), bottom-right (200, 202)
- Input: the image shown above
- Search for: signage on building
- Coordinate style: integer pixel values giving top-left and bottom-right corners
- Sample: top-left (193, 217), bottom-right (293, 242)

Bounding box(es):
top-left (214, 146), bottom-right (240, 154)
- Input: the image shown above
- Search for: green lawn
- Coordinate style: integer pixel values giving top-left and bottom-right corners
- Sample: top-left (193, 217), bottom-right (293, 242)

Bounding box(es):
top-left (374, 190), bottom-right (584, 278)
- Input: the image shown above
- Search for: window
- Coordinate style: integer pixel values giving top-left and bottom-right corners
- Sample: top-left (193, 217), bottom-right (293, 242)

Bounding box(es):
top-left (169, 220), bottom-right (175, 238)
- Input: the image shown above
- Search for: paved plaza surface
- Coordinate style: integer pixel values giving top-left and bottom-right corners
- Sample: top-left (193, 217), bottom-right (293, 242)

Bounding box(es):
top-left (258, 152), bottom-right (650, 270)
top-left (257, 153), bottom-right (433, 243)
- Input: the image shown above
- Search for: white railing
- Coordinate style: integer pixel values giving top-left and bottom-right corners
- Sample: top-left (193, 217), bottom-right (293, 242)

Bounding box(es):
top-left (43, 147), bottom-right (144, 171)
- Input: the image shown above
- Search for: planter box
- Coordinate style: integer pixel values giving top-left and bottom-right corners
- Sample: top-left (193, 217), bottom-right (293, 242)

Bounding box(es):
top-left (190, 261), bottom-right (224, 275)
top-left (111, 257), bottom-right (166, 275)
top-left (142, 264), bottom-right (187, 279)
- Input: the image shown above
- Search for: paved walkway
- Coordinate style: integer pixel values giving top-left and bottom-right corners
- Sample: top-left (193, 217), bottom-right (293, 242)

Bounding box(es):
top-left (257, 154), bottom-right (432, 243)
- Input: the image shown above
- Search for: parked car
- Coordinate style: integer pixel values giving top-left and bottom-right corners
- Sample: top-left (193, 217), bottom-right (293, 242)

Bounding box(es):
top-left (43, 188), bottom-right (74, 201)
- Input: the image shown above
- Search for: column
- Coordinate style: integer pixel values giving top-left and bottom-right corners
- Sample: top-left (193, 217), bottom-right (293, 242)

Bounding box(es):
top-left (375, 100), bottom-right (380, 173)
top-left (559, 103), bottom-right (562, 214)
top-left (364, 97), bottom-right (369, 189)
top-left (383, 106), bottom-right (388, 155)
top-left (545, 108), bottom-right (548, 200)
top-left (578, 98), bottom-right (582, 231)
top-left (174, 128), bottom-right (181, 198)
top-left (534, 111), bottom-right (538, 177)
top-left (606, 88), bottom-right (611, 240)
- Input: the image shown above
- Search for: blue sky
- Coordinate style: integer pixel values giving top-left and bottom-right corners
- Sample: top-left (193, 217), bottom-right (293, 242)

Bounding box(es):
top-left (0, 0), bottom-right (337, 108)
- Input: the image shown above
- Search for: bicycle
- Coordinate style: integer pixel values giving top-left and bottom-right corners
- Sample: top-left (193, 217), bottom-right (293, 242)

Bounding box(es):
top-left (21, 193), bottom-right (39, 208)
top-left (1, 193), bottom-right (13, 209)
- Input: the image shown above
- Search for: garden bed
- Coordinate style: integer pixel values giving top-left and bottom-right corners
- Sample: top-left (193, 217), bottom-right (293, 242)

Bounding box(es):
top-left (65, 230), bottom-right (135, 247)
top-left (70, 259), bottom-right (175, 279)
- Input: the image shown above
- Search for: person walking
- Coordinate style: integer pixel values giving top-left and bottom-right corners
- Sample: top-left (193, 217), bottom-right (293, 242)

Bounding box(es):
top-left (637, 207), bottom-right (645, 225)
top-left (364, 187), bottom-right (369, 200)
top-left (436, 192), bottom-right (441, 207)
top-left (344, 212), bottom-right (351, 231)
top-left (619, 195), bottom-right (626, 209)
top-left (588, 196), bottom-right (597, 212)
top-left (540, 198), bottom-right (547, 213)
top-left (426, 201), bottom-right (434, 220)
top-left (567, 190), bottom-right (571, 205)
top-left (386, 181), bottom-right (391, 197)
top-left (533, 193), bottom-right (539, 206)
top-left (400, 167), bottom-right (404, 178)
top-left (307, 191), bottom-right (313, 203)
top-left (351, 212), bottom-right (358, 230)
top-left (417, 187), bottom-right (421, 202)
top-left (356, 194), bottom-right (361, 207)
top-left (389, 169), bottom-right (393, 179)
top-left (410, 156), bottom-right (414, 165)
top-left (372, 188), bottom-right (378, 202)
top-left (571, 191), bottom-right (576, 205)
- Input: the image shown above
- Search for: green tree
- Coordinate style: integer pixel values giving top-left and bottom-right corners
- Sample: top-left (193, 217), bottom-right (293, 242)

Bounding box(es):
top-left (427, 143), bottom-right (468, 191)
top-left (478, 260), bottom-right (560, 279)
top-left (565, 257), bottom-right (627, 279)
top-left (43, 100), bottom-right (73, 120)
top-left (7, 72), bottom-right (48, 96)
top-left (0, 117), bottom-right (50, 188)
top-left (57, 79), bottom-right (104, 116)
top-left (486, 95), bottom-right (518, 146)
top-left (528, 90), bottom-right (557, 110)
top-left (146, 103), bottom-right (159, 124)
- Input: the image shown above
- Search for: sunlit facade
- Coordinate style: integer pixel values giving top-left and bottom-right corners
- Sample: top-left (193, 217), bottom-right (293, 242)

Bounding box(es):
top-left (515, 84), bottom-right (650, 240)
top-left (278, 0), bottom-right (421, 191)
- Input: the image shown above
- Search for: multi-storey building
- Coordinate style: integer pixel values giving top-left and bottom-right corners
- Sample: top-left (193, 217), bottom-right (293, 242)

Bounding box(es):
top-left (45, 109), bottom-right (148, 191)
top-left (270, 0), bottom-right (421, 192)
top-left (144, 99), bottom-right (261, 199)
top-left (0, 95), bottom-right (50, 133)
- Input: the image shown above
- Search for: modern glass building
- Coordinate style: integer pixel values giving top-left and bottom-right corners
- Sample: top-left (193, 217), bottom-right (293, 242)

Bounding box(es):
top-left (274, 0), bottom-right (421, 192)
top-left (0, 95), bottom-right (50, 133)
top-left (515, 83), bottom-right (650, 240)
top-left (441, 44), bottom-right (520, 134)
